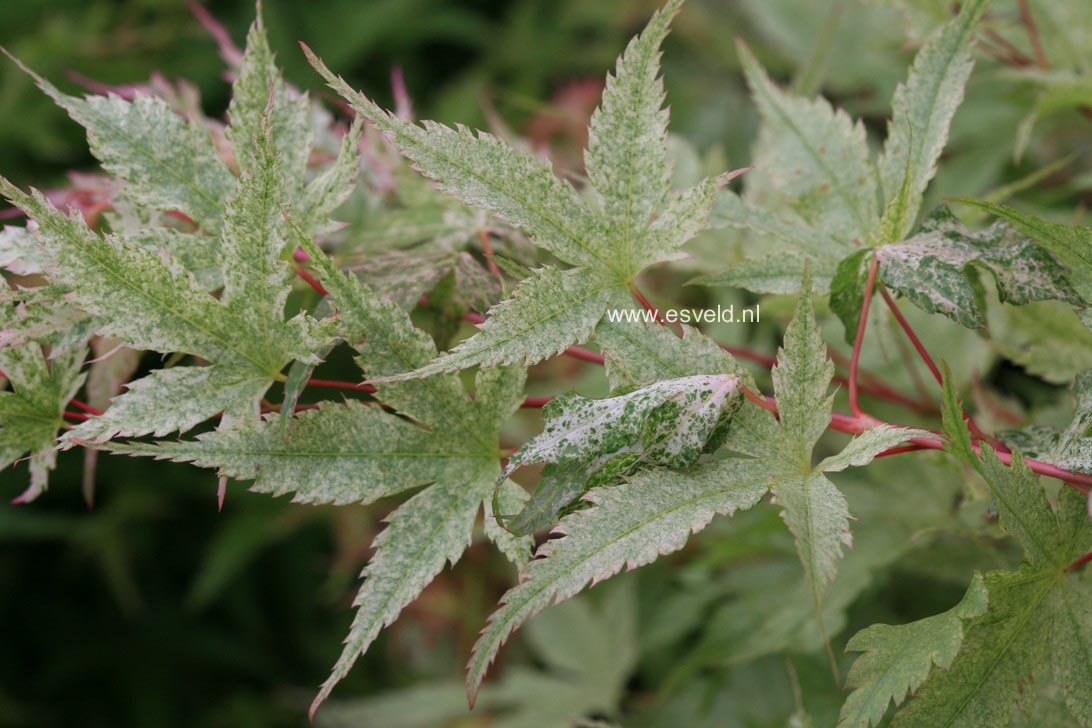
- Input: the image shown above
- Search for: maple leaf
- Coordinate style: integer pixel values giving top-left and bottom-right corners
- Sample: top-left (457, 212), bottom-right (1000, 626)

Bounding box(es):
top-left (703, 0), bottom-right (995, 333)
top-left (888, 457), bottom-right (1092, 726)
top-left (0, 304), bottom-right (85, 503)
top-left (838, 574), bottom-right (989, 728)
top-left (108, 218), bottom-right (527, 715)
top-left (872, 207), bottom-right (1081, 329)
top-left (957, 198), bottom-right (1092, 304)
top-left (465, 272), bottom-right (928, 703)
top-left (304, 0), bottom-right (743, 379)
top-left (0, 13), bottom-right (361, 444)
top-left (840, 372), bottom-right (1092, 726)
top-left (499, 373), bottom-right (743, 536)
top-left (0, 112), bottom-right (327, 443)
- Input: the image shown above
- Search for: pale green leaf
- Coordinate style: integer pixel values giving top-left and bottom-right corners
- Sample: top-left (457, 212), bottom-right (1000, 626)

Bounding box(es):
top-left (738, 40), bottom-right (877, 246)
top-left (104, 400), bottom-right (481, 506)
top-left (838, 573), bottom-right (988, 728)
top-left (772, 471), bottom-right (852, 603)
top-left (770, 270), bottom-right (834, 466)
top-left (892, 463), bottom-right (1092, 726)
top-left (639, 170), bottom-right (744, 269)
top-left (0, 319), bottom-right (85, 502)
top-left (991, 301), bottom-right (1092, 385)
top-left (1050, 573), bottom-right (1092, 726)
top-left (467, 458), bottom-right (770, 703)
top-left (692, 250), bottom-right (824, 295)
top-left (877, 0), bottom-right (987, 239)
top-left (817, 424), bottom-right (930, 473)
top-left (313, 467), bottom-right (494, 715)
top-left (485, 479), bottom-right (533, 566)
top-left (4, 52), bottom-right (236, 231)
top-left (67, 365), bottom-right (267, 443)
top-left (220, 114), bottom-right (294, 325)
top-left (710, 190), bottom-right (846, 266)
top-left (372, 267), bottom-right (624, 380)
top-left (0, 183), bottom-right (273, 370)
top-left (877, 208), bottom-right (1080, 329)
top-left (226, 12), bottom-right (311, 183)
top-left (585, 0), bottom-right (678, 265)
top-left (303, 3), bottom-right (733, 375)
top-left (305, 45), bottom-right (601, 270)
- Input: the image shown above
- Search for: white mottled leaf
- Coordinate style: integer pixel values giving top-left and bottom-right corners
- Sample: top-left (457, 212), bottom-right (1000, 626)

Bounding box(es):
top-left (585, 0), bottom-right (677, 266)
top-left (66, 365), bottom-right (268, 444)
top-left (467, 458), bottom-right (770, 703)
top-left (5, 52), bottom-right (235, 231)
top-left (878, 208), bottom-right (1082, 329)
top-left (372, 267), bottom-right (624, 380)
top-left (739, 40), bottom-right (877, 246)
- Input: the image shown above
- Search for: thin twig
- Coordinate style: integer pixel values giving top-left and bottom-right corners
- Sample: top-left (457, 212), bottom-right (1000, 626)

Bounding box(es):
top-left (630, 284), bottom-right (668, 326)
top-left (478, 229), bottom-right (504, 286)
top-left (295, 266), bottom-right (328, 296)
top-left (879, 286), bottom-right (1007, 451)
top-left (848, 256), bottom-right (880, 418)
top-left (1017, 0), bottom-right (1049, 68)
top-left (521, 396), bottom-right (552, 408)
top-left (69, 399), bottom-right (105, 417)
top-left (879, 286), bottom-right (942, 384)
top-left (1068, 551), bottom-right (1092, 572)
top-left (305, 378), bottom-right (378, 393)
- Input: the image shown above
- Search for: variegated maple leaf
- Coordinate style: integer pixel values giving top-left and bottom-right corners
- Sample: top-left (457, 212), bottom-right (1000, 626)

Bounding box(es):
top-left (701, 0), bottom-right (1029, 335)
top-left (465, 272), bottom-right (928, 703)
top-left (0, 304), bottom-right (85, 503)
top-left (106, 218), bottom-right (529, 715)
top-left (304, 0), bottom-right (744, 379)
top-left (501, 373), bottom-right (743, 535)
top-left (845, 378), bottom-right (1092, 726)
top-left (0, 11), bottom-right (360, 445)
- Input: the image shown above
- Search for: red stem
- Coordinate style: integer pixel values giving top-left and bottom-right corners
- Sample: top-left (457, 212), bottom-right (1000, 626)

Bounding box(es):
top-left (879, 286), bottom-right (1007, 452)
top-left (305, 378), bottom-right (377, 393)
top-left (63, 411), bottom-right (89, 421)
top-left (1068, 551), bottom-right (1092, 572)
top-left (749, 386), bottom-right (1092, 491)
top-left (69, 399), bottom-right (105, 416)
top-left (848, 256), bottom-right (880, 418)
top-left (631, 285), bottom-right (667, 325)
top-left (295, 266), bottom-right (328, 296)
top-left (1017, 0), bottom-right (1049, 69)
top-left (479, 229), bottom-right (504, 285)
top-left (521, 396), bottom-right (552, 408)
top-left (879, 287), bottom-right (942, 385)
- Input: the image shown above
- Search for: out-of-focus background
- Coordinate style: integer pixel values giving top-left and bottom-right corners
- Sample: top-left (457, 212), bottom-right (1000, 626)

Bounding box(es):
top-left (2, 1), bottom-right (1090, 726)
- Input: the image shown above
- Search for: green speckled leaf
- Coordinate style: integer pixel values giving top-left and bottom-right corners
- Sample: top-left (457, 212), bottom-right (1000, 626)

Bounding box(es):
top-left (839, 574), bottom-right (988, 728)
top-left (878, 0), bottom-right (987, 240)
top-left (304, 0), bottom-right (733, 375)
top-left (467, 457), bottom-right (771, 703)
top-left (738, 41), bottom-right (876, 247)
top-left (4, 52), bottom-right (235, 231)
top-left (878, 208), bottom-right (1080, 329)
top-left (0, 310), bottom-right (85, 502)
